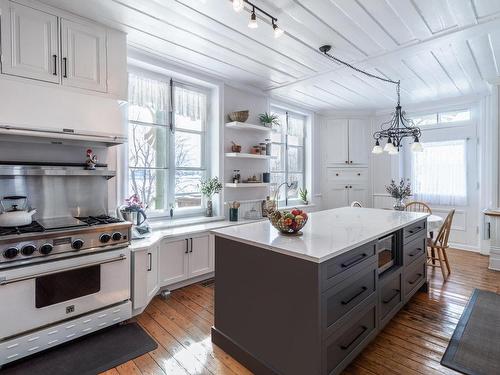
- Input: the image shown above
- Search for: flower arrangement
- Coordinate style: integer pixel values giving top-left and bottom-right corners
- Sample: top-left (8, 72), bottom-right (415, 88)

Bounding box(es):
top-left (199, 177), bottom-right (223, 217)
top-left (124, 194), bottom-right (145, 212)
top-left (385, 179), bottom-right (412, 210)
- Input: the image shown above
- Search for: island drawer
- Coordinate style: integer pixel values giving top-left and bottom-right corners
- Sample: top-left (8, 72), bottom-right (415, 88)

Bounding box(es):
top-left (404, 220), bottom-right (427, 244)
top-left (324, 298), bottom-right (377, 375)
top-left (322, 262), bottom-right (377, 333)
top-left (404, 254), bottom-right (426, 301)
top-left (379, 270), bottom-right (402, 328)
top-left (321, 241), bottom-right (377, 291)
top-left (404, 235), bottom-right (427, 266)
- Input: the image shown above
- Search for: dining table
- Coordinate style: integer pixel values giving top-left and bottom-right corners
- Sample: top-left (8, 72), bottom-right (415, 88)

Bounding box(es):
top-left (427, 214), bottom-right (444, 238)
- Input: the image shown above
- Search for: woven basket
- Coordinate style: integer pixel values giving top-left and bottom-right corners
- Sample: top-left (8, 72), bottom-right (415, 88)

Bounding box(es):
top-left (228, 110), bottom-right (249, 122)
top-left (268, 210), bottom-right (308, 235)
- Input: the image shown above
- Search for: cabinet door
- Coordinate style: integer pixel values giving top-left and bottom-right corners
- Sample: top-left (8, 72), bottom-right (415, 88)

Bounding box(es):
top-left (0, 1), bottom-right (59, 83)
top-left (348, 185), bottom-right (369, 207)
top-left (188, 234), bottom-right (213, 278)
top-left (159, 239), bottom-right (189, 286)
top-left (348, 119), bottom-right (370, 166)
top-left (146, 245), bottom-right (160, 301)
top-left (60, 18), bottom-right (106, 92)
top-left (324, 119), bottom-right (349, 166)
top-left (325, 184), bottom-right (349, 209)
top-left (132, 248), bottom-right (148, 310)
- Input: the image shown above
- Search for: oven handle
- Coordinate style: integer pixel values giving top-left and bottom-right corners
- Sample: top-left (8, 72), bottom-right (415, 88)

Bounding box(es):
top-left (0, 254), bottom-right (127, 286)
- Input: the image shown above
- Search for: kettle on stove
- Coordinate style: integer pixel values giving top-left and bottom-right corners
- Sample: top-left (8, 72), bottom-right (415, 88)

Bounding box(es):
top-left (116, 205), bottom-right (152, 239)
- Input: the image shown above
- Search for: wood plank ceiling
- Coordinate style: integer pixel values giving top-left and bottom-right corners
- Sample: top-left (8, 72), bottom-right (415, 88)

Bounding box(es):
top-left (41, 0), bottom-right (500, 111)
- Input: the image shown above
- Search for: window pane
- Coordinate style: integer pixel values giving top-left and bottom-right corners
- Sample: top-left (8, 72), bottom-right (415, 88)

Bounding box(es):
top-left (287, 134), bottom-right (303, 147)
top-left (271, 130), bottom-right (282, 143)
top-left (174, 86), bottom-right (206, 131)
top-left (439, 110), bottom-right (470, 123)
top-left (287, 146), bottom-right (303, 172)
top-left (411, 140), bottom-right (467, 206)
top-left (287, 173), bottom-right (303, 199)
top-left (129, 168), bottom-right (167, 212)
top-left (175, 114), bottom-right (204, 132)
top-left (128, 123), bottom-right (167, 169)
top-left (271, 144), bottom-right (284, 171)
top-left (175, 169), bottom-right (205, 195)
top-left (270, 173), bottom-right (286, 200)
top-left (176, 194), bottom-right (202, 209)
top-left (411, 114), bottom-right (437, 126)
top-left (175, 131), bottom-right (202, 168)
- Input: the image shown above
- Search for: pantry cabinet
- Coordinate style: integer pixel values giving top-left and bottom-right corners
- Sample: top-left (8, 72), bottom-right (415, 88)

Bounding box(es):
top-left (0, 1), bottom-right (60, 83)
top-left (323, 118), bottom-right (370, 166)
top-left (60, 18), bottom-right (107, 92)
top-left (158, 233), bottom-right (214, 286)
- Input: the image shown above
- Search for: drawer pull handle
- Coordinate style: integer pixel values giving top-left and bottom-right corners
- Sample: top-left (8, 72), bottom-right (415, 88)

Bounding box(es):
top-left (340, 325), bottom-right (368, 350)
top-left (408, 273), bottom-right (423, 285)
top-left (382, 289), bottom-right (400, 304)
top-left (341, 286), bottom-right (367, 305)
top-left (341, 253), bottom-right (367, 268)
top-left (408, 248), bottom-right (422, 257)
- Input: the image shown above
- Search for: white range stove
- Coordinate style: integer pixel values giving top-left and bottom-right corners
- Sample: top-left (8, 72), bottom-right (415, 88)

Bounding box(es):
top-left (0, 215), bottom-right (132, 367)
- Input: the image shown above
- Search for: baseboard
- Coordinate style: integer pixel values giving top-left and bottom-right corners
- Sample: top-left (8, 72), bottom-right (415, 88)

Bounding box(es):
top-left (448, 243), bottom-right (480, 253)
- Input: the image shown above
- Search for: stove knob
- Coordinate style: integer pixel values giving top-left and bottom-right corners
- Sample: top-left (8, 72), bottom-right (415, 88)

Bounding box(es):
top-left (21, 244), bottom-right (36, 256)
top-left (71, 239), bottom-right (84, 250)
top-left (3, 247), bottom-right (19, 259)
top-left (112, 232), bottom-right (122, 241)
top-left (39, 244), bottom-right (53, 255)
top-left (100, 233), bottom-right (111, 243)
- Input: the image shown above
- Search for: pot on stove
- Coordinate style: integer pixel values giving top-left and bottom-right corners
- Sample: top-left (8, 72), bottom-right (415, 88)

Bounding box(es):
top-left (0, 196), bottom-right (37, 227)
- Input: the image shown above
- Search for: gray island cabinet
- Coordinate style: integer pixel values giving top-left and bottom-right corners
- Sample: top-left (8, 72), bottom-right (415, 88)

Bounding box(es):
top-left (211, 207), bottom-right (428, 375)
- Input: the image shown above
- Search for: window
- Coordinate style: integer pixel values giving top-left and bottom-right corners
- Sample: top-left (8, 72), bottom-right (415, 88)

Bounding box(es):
top-left (410, 109), bottom-right (471, 127)
top-left (270, 108), bottom-right (306, 205)
top-left (128, 73), bottom-right (208, 216)
top-left (410, 140), bottom-right (467, 206)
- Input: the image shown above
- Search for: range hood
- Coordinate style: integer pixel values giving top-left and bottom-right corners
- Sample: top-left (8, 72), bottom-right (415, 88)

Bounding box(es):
top-left (0, 124), bottom-right (127, 147)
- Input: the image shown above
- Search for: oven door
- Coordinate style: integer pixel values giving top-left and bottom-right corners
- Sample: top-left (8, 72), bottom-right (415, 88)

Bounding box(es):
top-left (0, 248), bottom-right (130, 340)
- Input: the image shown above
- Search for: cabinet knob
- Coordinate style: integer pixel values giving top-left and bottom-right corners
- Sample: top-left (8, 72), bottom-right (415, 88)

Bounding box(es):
top-left (345, 185), bottom-right (348, 189)
top-left (336, 173), bottom-right (339, 176)
top-left (350, 185), bottom-right (353, 188)
top-left (345, 161), bottom-right (348, 164)
top-left (350, 161), bottom-right (353, 164)
top-left (357, 173), bottom-right (361, 176)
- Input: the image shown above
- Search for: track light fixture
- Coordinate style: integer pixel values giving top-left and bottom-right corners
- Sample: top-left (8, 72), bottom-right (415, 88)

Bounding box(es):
top-left (231, 0), bottom-right (283, 37)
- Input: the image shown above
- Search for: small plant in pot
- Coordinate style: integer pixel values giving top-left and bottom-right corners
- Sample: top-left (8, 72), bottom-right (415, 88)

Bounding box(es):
top-left (299, 188), bottom-right (309, 205)
top-left (385, 178), bottom-right (412, 211)
top-left (258, 112), bottom-right (280, 128)
top-left (199, 177), bottom-right (223, 217)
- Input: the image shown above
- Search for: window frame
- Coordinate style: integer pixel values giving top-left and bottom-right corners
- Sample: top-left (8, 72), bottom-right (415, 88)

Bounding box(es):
top-left (127, 70), bottom-right (210, 218)
top-left (270, 107), bottom-right (306, 207)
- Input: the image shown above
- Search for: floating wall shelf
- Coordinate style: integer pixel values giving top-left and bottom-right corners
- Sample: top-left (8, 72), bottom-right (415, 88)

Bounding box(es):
top-left (225, 153), bottom-right (272, 160)
top-left (225, 183), bottom-right (270, 188)
top-left (225, 122), bottom-right (272, 132)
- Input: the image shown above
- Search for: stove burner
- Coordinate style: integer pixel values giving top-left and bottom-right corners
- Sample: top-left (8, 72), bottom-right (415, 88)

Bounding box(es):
top-left (0, 221), bottom-right (44, 237)
top-left (75, 215), bottom-right (123, 226)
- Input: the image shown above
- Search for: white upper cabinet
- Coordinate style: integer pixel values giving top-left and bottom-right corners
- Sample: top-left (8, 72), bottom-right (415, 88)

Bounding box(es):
top-left (323, 118), bottom-right (370, 166)
top-left (61, 18), bottom-right (107, 92)
top-left (0, 1), bottom-right (59, 83)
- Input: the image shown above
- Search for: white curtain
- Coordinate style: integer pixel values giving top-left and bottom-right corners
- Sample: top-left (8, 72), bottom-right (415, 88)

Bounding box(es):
top-left (287, 115), bottom-right (305, 138)
top-left (128, 73), bottom-right (169, 111)
top-left (174, 85), bottom-right (206, 121)
top-left (411, 139), bottom-right (467, 206)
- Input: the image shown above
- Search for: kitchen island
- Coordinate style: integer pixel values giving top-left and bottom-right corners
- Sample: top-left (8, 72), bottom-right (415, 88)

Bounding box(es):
top-left (211, 207), bottom-right (429, 375)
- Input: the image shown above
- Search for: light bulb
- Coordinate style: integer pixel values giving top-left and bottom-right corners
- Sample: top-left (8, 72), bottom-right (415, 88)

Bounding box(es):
top-left (372, 140), bottom-right (383, 154)
top-left (411, 141), bottom-right (423, 152)
top-left (248, 10), bottom-right (258, 28)
top-left (273, 24), bottom-right (284, 38)
top-left (233, 0), bottom-right (244, 12)
top-left (383, 139), bottom-right (394, 152)
top-left (388, 148), bottom-right (399, 155)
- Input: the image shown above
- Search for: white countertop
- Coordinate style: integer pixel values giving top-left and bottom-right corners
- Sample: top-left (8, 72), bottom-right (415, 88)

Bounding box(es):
top-left (129, 218), bottom-right (264, 250)
top-left (211, 207), bottom-right (429, 263)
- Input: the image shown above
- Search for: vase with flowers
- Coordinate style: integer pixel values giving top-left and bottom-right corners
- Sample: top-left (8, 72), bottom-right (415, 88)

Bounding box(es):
top-left (199, 177), bottom-right (223, 217)
top-left (385, 179), bottom-right (412, 211)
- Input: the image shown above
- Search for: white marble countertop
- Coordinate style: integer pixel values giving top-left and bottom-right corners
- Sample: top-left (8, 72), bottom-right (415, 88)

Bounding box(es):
top-left (129, 218), bottom-right (264, 250)
top-left (211, 207), bottom-right (429, 263)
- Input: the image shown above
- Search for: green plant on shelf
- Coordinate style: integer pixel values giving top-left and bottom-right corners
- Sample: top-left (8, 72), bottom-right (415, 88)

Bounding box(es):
top-left (258, 112), bottom-right (280, 127)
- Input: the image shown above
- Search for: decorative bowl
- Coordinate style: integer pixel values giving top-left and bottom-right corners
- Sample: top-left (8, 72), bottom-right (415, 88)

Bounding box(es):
top-left (268, 208), bottom-right (308, 235)
top-left (228, 110), bottom-right (249, 122)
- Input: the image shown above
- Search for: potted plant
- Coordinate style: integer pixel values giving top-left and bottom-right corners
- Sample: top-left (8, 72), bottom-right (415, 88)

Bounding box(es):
top-left (258, 112), bottom-right (280, 128)
top-left (199, 177), bottom-right (223, 217)
top-left (299, 188), bottom-right (309, 205)
top-left (385, 178), bottom-right (412, 211)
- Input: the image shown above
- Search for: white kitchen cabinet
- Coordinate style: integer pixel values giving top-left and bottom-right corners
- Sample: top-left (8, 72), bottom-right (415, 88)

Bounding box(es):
top-left (323, 118), bottom-right (370, 166)
top-left (0, 1), bottom-right (59, 83)
top-left (158, 238), bottom-right (189, 286)
top-left (189, 235), bottom-right (214, 277)
top-left (132, 245), bottom-right (160, 310)
top-left (61, 18), bottom-right (107, 92)
top-left (325, 184), bottom-right (369, 209)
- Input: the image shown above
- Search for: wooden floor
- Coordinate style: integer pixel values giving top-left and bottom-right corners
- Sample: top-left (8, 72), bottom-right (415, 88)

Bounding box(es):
top-left (103, 248), bottom-right (500, 375)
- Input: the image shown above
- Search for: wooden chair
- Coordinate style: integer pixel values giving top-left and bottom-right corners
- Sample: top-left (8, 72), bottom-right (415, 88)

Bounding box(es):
top-left (427, 209), bottom-right (455, 281)
top-left (404, 201), bottom-right (432, 214)
top-left (350, 201), bottom-right (362, 208)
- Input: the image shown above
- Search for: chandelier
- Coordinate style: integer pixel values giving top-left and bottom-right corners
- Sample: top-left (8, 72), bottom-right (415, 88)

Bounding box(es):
top-left (319, 45), bottom-right (423, 155)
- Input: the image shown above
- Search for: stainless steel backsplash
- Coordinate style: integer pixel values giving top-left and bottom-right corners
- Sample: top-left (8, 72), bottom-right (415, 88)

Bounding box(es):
top-left (0, 176), bottom-right (108, 219)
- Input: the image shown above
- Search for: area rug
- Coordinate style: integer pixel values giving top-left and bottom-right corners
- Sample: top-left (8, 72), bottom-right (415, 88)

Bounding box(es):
top-left (1, 322), bottom-right (157, 375)
top-left (441, 289), bottom-right (500, 375)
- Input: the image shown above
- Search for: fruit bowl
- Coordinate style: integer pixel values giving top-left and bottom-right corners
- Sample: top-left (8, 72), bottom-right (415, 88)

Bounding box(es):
top-left (268, 208), bottom-right (308, 235)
